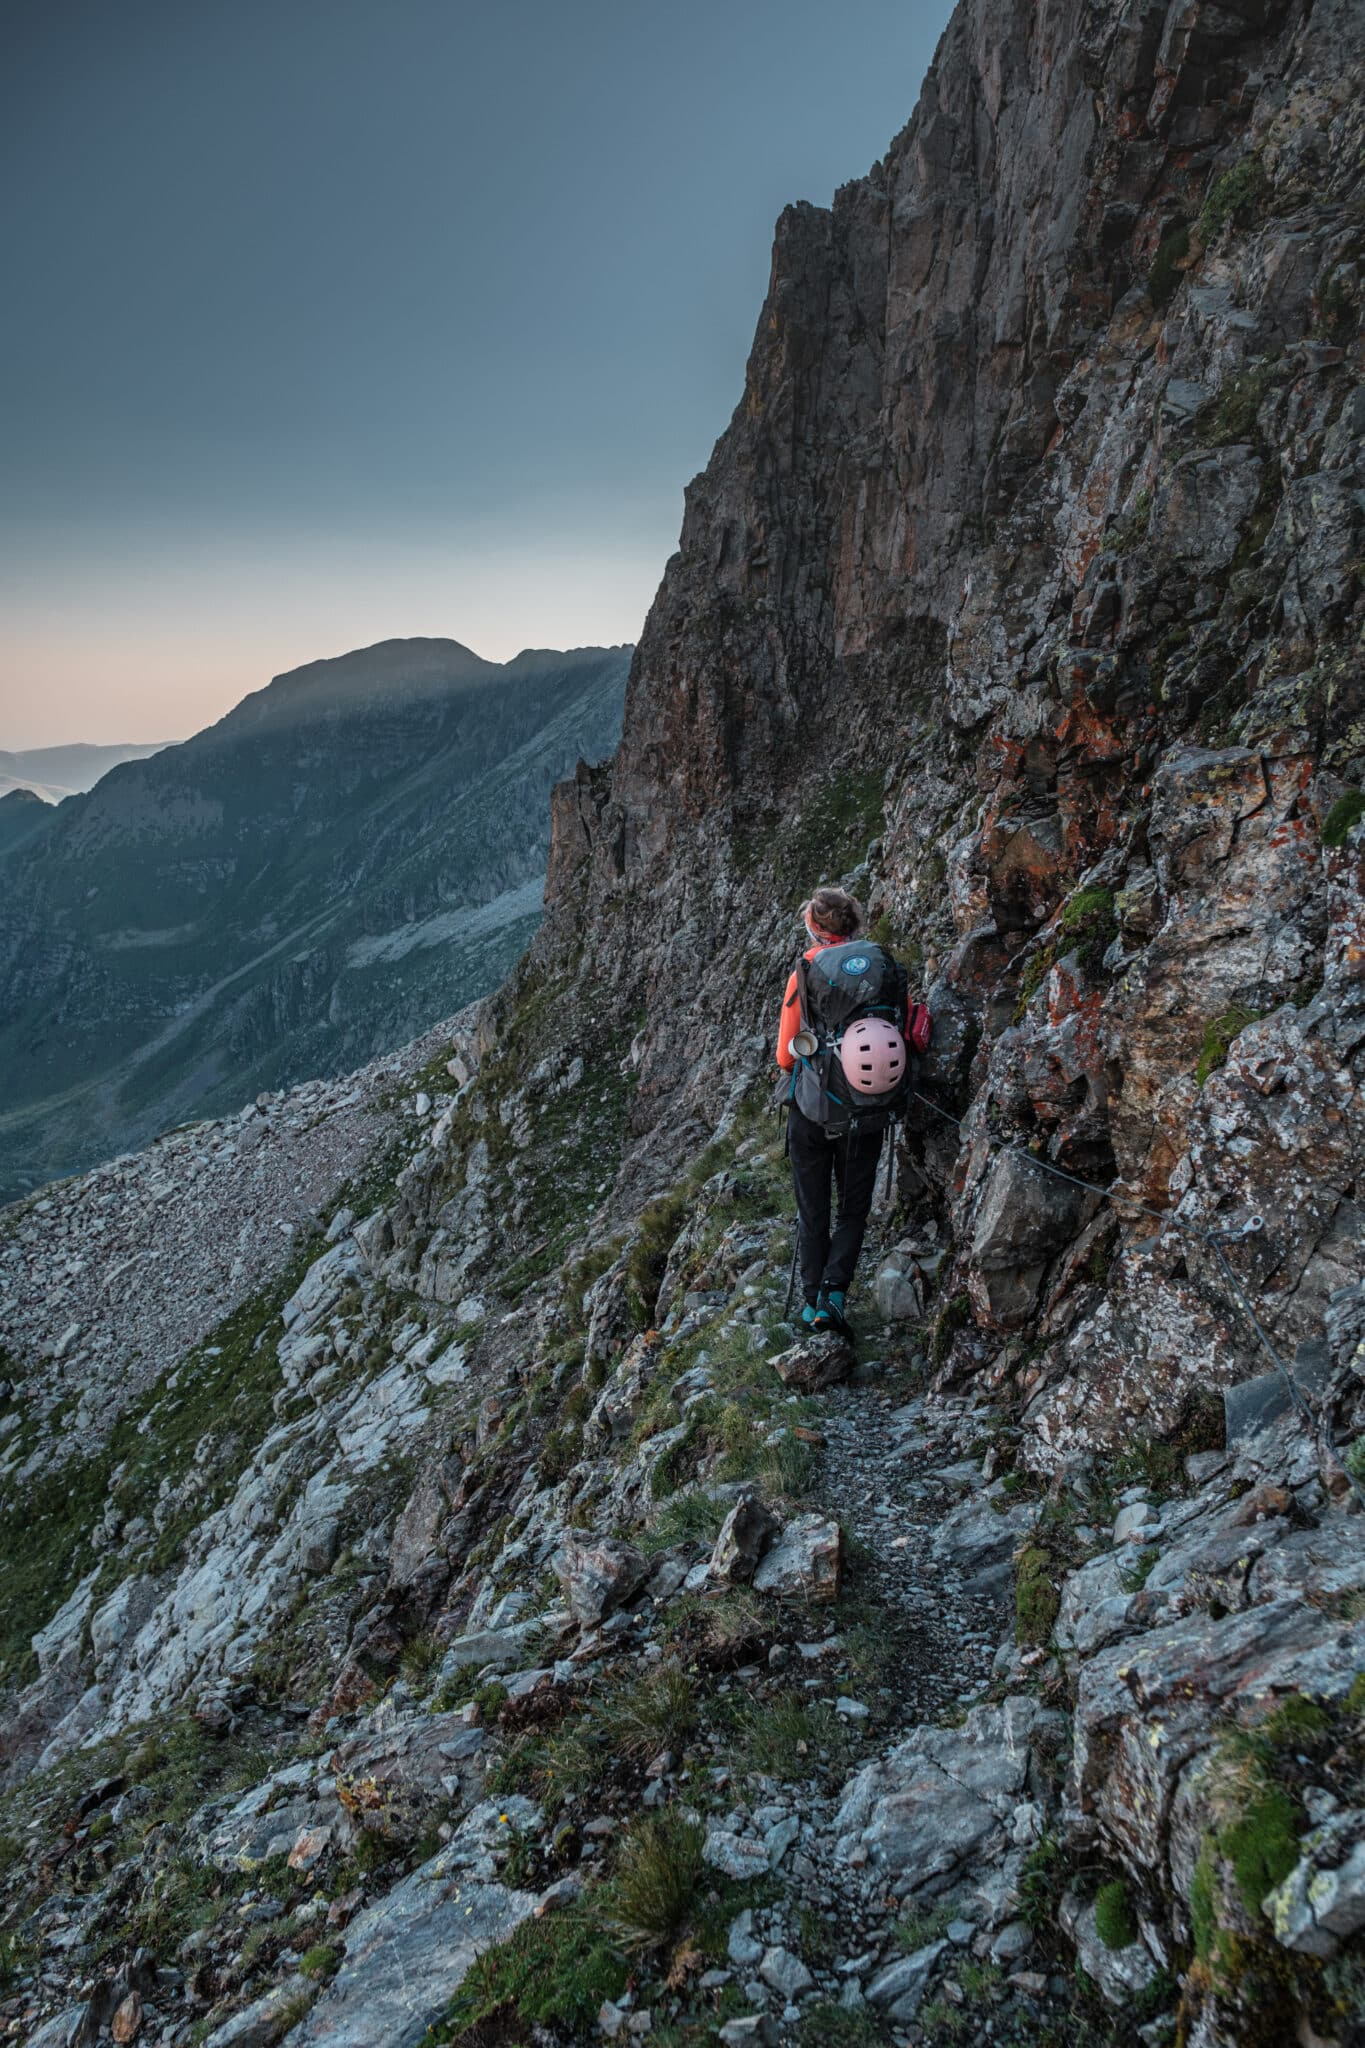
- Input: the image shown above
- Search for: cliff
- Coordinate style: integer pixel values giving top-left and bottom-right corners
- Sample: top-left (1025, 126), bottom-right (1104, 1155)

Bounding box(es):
top-left (2, 0), bottom-right (1363, 2044)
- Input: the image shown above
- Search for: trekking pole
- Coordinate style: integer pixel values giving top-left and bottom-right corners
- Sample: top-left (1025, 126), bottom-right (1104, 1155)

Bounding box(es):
top-left (783, 1235), bottom-right (799, 1319)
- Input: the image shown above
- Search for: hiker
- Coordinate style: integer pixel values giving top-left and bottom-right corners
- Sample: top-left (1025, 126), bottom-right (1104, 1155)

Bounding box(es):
top-left (776, 886), bottom-right (918, 1336)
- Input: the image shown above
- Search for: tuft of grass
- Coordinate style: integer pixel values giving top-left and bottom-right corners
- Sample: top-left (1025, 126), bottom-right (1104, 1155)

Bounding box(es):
top-left (1018, 1832), bottom-right (1068, 1931)
top-left (732, 1692), bottom-right (848, 1781)
top-left (1196, 359), bottom-right (1277, 449)
top-left (640, 1491), bottom-right (726, 1556)
top-left (399, 1631), bottom-right (443, 1690)
top-left (1322, 791), bottom-right (1365, 849)
top-left (1119, 1546), bottom-right (1159, 1594)
top-left (796, 2004), bottom-right (886, 2046)
top-left (610, 1810), bottom-right (706, 1950)
top-left (932, 1293), bottom-right (972, 1366)
top-left (897, 1902), bottom-right (955, 1951)
top-left (625, 1189), bottom-right (691, 1329)
top-left (597, 1664), bottom-right (698, 1763)
top-left (1220, 1779), bottom-right (1301, 1915)
top-left (1059, 886), bottom-right (1118, 972)
top-left (1094, 1877), bottom-right (1138, 1951)
top-left (299, 1941), bottom-right (341, 1981)
top-left (1200, 155), bottom-right (1268, 239)
top-left (1015, 1544), bottom-right (1060, 1648)
top-left (1195, 1005), bottom-right (1263, 1087)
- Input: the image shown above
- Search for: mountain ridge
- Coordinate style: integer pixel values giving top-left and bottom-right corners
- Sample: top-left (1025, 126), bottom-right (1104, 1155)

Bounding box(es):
top-left (0, 638), bottom-right (629, 1197)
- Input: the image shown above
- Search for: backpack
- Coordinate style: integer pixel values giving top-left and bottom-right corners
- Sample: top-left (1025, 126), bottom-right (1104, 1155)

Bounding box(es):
top-left (788, 941), bottom-right (926, 1137)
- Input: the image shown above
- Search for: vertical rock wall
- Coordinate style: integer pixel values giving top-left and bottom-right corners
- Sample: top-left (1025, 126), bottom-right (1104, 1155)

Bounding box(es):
top-left (531, 0), bottom-right (1364, 1453)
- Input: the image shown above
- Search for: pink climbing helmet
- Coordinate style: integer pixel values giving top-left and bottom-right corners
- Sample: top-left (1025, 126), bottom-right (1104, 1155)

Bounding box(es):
top-left (839, 1016), bottom-right (907, 1095)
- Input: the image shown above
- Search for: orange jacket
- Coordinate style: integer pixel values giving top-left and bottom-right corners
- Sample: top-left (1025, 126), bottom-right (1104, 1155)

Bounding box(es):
top-left (775, 942), bottom-right (833, 1072)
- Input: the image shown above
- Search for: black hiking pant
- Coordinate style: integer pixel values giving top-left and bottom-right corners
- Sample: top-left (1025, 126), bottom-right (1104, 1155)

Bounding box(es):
top-left (788, 1104), bottom-right (883, 1303)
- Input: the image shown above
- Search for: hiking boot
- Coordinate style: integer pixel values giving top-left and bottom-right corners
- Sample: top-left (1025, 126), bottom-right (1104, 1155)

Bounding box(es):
top-left (813, 1288), bottom-right (852, 1337)
top-left (798, 1299), bottom-right (818, 1330)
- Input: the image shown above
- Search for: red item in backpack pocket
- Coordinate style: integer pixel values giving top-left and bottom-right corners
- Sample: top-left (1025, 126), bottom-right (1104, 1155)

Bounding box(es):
top-left (908, 1001), bottom-right (933, 1055)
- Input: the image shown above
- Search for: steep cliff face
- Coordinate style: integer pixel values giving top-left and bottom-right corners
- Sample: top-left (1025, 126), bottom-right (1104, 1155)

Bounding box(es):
top-left (3, 2), bottom-right (1365, 2045)
top-left (536, 0), bottom-right (1364, 1448)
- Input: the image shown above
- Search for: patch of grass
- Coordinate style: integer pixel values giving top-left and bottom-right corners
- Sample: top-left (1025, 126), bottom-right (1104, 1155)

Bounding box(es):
top-left (918, 1998), bottom-right (967, 2039)
top-left (897, 1901), bottom-right (955, 1950)
top-left (1059, 886), bottom-right (1118, 973)
top-left (775, 768), bottom-right (887, 902)
top-left (611, 1809), bottom-right (706, 1949)
top-left (1018, 1832), bottom-right (1068, 1931)
top-left (538, 1422), bottom-right (583, 1486)
top-left (1094, 1877), bottom-right (1138, 1951)
top-left (1195, 1005), bottom-right (1263, 1087)
top-left (731, 1692), bottom-right (848, 1780)
top-left (1012, 944), bottom-right (1056, 1022)
top-left (430, 1895), bottom-right (628, 2039)
top-left (1119, 1546), bottom-right (1159, 1594)
top-left (796, 2004), bottom-right (887, 2046)
top-left (299, 1940), bottom-right (341, 1980)
top-left (1323, 790), bottom-right (1365, 848)
top-left (641, 1490), bottom-right (726, 1556)
top-left (1015, 1544), bottom-right (1061, 1648)
top-left (1196, 359), bottom-right (1277, 449)
top-left (1200, 155), bottom-right (1268, 239)
top-left (1110, 486), bottom-right (1153, 554)
top-left (1149, 224), bottom-right (1190, 310)
top-left (1262, 1693), bottom-right (1329, 1749)
top-left (597, 1663), bottom-right (698, 1762)
top-left (932, 1293), bottom-right (972, 1366)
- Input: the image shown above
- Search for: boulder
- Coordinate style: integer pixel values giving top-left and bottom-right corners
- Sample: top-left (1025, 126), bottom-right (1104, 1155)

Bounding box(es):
top-left (833, 1698), bottom-right (1051, 1887)
top-left (969, 1150), bottom-right (1090, 1327)
top-left (710, 1495), bottom-right (780, 1584)
top-left (759, 1945), bottom-right (813, 1999)
top-left (865, 1940), bottom-right (946, 2021)
top-left (1263, 1810), bottom-right (1365, 1959)
top-left (436, 1615), bottom-right (562, 1678)
top-left (1059, 1894), bottom-right (1161, 2006)
top-left (1072, 1603), bottom-right (1365, 1873)
top-left (752, 1515), bottom-right (842, 1601)
top-left (873, 1251), bottom-right (925, 1321)
top-left (553, 1537), bottom-right (649, 1624)
top-left (929, 1488), bottom-right (1038, 1594)
top-left (767, 1336), bottom-right (855, 1391)
top-left (289, 1863), bottom-right (538, 2048)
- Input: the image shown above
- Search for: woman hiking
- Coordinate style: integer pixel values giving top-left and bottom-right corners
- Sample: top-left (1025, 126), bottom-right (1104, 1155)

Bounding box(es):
top-left (776, 886), bottom-right (913, 1336)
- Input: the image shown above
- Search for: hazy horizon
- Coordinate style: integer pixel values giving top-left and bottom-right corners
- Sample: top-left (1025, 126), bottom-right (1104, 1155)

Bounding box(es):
top-left (2, 0), bottom-right (953, 750)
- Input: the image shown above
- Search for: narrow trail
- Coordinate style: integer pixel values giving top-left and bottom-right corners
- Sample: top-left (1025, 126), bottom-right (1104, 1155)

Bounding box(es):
top-left (818, 1380), bottom-right (1007, 1728)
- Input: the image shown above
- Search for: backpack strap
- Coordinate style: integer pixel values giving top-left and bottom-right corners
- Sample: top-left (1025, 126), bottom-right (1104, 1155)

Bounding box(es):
top-left (794, 951), bottom-right (813, 1036)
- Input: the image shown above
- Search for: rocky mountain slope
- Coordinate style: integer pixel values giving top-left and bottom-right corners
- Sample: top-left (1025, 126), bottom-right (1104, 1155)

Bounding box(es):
top-left (0, 746), bottom-right (171, 807)
top-left (0, 641), bottom-right (628, 1201)
top-left (2, 0), bottom-right (1364, 2042)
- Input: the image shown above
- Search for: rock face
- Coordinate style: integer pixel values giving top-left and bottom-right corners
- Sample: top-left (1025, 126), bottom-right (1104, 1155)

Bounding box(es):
top-left (0, 639), bottom-right (628, 1200)
top-left (3, 1), bottom-right (1365, 2045)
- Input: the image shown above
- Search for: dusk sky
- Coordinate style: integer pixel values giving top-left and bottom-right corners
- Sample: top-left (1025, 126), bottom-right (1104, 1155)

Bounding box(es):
top-left (1, 0), bottom-right (952, 750)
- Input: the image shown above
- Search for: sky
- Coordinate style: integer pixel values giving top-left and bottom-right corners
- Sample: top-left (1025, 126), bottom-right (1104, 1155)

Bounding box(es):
top-left (0, 0), bottom-right (952, 749)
